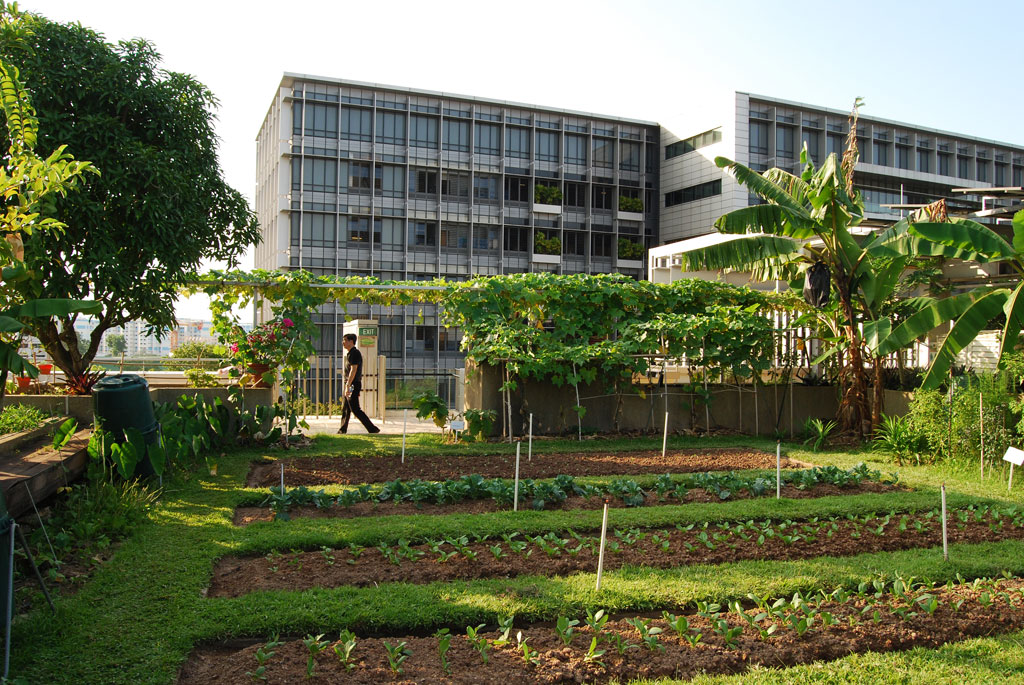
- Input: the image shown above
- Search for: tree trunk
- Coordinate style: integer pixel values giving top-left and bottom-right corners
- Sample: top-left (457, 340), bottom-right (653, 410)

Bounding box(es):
top-left (871, 355), bottom-right (885, 435)
top-left (835, 283), bottom-right (871, 439)
top-left (35, 316), bottom-right (105, 389)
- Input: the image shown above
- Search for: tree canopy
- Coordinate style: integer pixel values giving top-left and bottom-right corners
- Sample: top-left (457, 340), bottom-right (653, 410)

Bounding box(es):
top-left (0, 7), bottom-right (259, 383)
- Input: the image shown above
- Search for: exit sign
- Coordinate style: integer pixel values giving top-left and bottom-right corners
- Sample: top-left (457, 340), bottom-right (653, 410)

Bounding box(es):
top-left (359, 326), bottom-right (377, 336)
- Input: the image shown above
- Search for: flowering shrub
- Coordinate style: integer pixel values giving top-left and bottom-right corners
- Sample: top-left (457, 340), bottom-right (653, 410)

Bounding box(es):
top-left (226, 318), bottom-right (303, 387)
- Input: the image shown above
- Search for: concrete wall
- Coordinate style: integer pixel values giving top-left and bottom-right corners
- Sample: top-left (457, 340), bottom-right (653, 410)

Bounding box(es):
top-left (466, 362), bottom-right (915, 437)
top-left (4, 387), bottom-right (274, 424)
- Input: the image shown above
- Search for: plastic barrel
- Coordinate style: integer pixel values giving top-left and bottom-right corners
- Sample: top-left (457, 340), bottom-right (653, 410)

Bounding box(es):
top-left (92, 374), bottom-right (159, 477)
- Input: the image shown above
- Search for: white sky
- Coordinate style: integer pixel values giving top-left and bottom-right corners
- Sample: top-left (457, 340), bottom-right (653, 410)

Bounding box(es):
top-left (26, 0), bottom-right (1024, 320)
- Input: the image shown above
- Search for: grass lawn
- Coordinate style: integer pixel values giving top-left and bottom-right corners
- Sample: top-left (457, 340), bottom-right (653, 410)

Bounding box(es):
top-left (10, 432), bottom-right (1024, 683)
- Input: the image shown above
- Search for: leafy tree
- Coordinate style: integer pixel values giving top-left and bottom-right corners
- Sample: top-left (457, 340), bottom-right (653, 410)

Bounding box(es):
top-left (881, 209), bottom-right (1024, 388)
top-left (0, 6), bottom-right (99, 400)
top-left (171, 340), bottom-right (225, 361)
top-left (106, 333), bottom-right (126, 356)
top-left (0, 7), bottom-right (260, 387)
top-left (672, 101), bottom-right (927, 437)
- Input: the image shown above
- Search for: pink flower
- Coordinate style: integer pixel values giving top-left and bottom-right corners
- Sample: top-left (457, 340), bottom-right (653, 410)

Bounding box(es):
top-left (230, 343), bottom-right (238, 353)
top-left (282, 318), bottom-right (294, 328)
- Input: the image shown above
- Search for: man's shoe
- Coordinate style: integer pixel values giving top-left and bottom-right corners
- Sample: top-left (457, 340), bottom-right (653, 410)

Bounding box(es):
top-left (368, 426), bottom-right (381, 434)
top-left (337, 428), bottom-right (347, 434)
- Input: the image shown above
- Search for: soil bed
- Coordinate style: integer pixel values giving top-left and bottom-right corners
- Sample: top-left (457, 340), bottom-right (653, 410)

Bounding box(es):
top-left (209, 507), bottom-right (1020, 598)
top-left (234, 481), bottom-right (898, 526)
top-left (182, 577), bottom-right (1024, 683)
top-left (247, 448), bottom-right (805, 488)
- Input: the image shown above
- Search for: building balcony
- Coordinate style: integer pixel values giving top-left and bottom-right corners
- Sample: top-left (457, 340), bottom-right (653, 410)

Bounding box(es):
top-left (532, 203), bottom-right (562, 215)
top-left (617, 210), bottom-right (644, 222)
top-left (531, 253), bottom-right (561, 265)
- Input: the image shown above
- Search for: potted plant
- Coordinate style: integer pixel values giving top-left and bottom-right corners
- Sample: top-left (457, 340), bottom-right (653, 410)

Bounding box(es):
top-left (533, 230), bottom-right (561, 257)
top-left (228, 317), bottom-right (301, 388)
top-left (16, 376), bottom-right (31, 391)
top-left (37, 363), bottom-right (52, 375)
top-left (618, 237), bottom-right (644, 261)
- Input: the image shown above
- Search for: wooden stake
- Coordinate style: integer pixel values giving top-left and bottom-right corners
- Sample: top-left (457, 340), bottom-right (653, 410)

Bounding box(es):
top-left (776, 441), bottom-right (781, 499)
top-left (513, 442), bottom-right (521, 512)
top-left (662, 410), bottom-right (669, 458)
top-left (528, 413), bottom-right (533, 463)
top-left (401, 409), bottom-right (407, 464)
top-left (596, 497), bottom-right (611, 591)
top-left (979, 391), bottom-right (985, 480)
top-left (941, 483), bottom-right (948, 562)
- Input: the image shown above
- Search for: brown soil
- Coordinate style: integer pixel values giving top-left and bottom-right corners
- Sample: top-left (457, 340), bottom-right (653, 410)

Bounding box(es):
top-left (246, 448), bottom-right (807, 488)
top-left (233, 481), bottom-right (899, 526)
top-left (209, 509), bottom-right (1015, 598)
top-left (181, 578), bottom-right (1024, 684)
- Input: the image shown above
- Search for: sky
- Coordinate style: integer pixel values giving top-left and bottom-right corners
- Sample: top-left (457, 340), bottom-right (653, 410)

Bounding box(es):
top-left (26, 0), bottom-right (1024, 319)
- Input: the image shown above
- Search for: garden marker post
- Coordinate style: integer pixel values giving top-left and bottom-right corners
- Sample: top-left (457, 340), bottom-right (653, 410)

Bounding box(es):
top-left (776, 441), bottom-right (781, 499)
top-left (402, 409), bottom-right (407, 464)
top-left (280, 462), bottom-right (285, 493)
top-left (528, 413), bottom-right (533, 463)
top-left (941, 483), bottom-right (948, 562)
top-left (513, 442), bottom-right (521, 512)
top-left (596, 496), bottom-right (611, 591)
top-left (1003, 447), bottom-right (1024, 492)
top-left (980, 392), bottom-right (985, 480)
top-left (662, 410), bottom-right (669, 458)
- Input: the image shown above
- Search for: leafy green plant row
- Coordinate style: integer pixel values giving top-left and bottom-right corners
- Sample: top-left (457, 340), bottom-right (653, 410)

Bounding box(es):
top-left (268, 503), bottom-right (1024, 572)
top-left (258, 463), bottom-right (895, 518)
top-left (235, 573), bottom-right (1024, 680)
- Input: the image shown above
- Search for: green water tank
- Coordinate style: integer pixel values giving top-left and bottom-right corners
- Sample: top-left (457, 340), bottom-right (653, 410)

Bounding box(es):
top-left (92, 374), bottom-right (159, 476)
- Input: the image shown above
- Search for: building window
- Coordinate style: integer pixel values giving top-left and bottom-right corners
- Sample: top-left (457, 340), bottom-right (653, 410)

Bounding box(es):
top-left (302, 102), bottom-right (337, 138)
top-left (299, 213), bottom-right (336, 248)
top-left (294, 158), bottom-right (337, 193)
top-left (441, 170), bottom-right (470, 201)
top-left (562, 231), bottom-right (586, 256)
top-left (775, 126), bottom-right (794, 159)
top-left (443, 120), bottom-right (470, 152)
top-left (938, 153), bottom-right (951, 176)
top-left (826, 133), bottom-right (844, 157)
top-left (409, 221), bottom-right (437, 248)
top-left (592, 185), bottom-right (613, 211)
top-left (472, 226), bottom-right (499, 251)
top-left (977, 160), bottom-right (988, 182)
top-left (504, 176), bottom-right (529, 203)
top-left (565, 134), bottom-right (587, 165)
top-left (347, 162), bottom-right (371, 192)
top-left (593, 138), bottom-right (614, 168)
top-left (536, 130), bottom-right (559, 162)
top-left (996, 163), bottom-right (1007, 186)
top-left (872, 141), bottom-right (889, 167)
top-left (895, 146), bottom-right (910, 170)
top-left (406, 326), bottom-right (435, 353)
top-left (374, 165), bottom-right (404, 197)
top-left (348, 216), bottom-right (370, 244)
top-left (503, 226), bottom-right (529, 252)
top-left (801, 130), bottom-right (820, 163)
top-left (620, 141), bottom-right (640, 172)
top-left (375, 111), bottom-right (405, 145)
top-left (1013, 165), bottom-right (1023, 186)
top-left (957, 156), bottom-right (970, 179)
top-left (474, 123), bottom-right (500, 155)
top-left (505, 127), bottom-right (531, 159)
top-left (409, 115), bottom-right (438, 149)
top-left (665, 179), bottom-right (722, 207)
top-left (373, 218), bottom-right (403, 247)
top-left (564, 182), bottom-right (586, 208)
top-left (749, 122), bottom-right (769, 156)
top-left (591, 233), bottom-right (612, 257)
top-left (440, 223), bottom-right (468, 249)
top-left (917, 149), bottom-right (931, 173)
top-left (473, 174), bottom-right (498, 202)
top-left (409, 168), bottom-right (437, 195)
top-left (340, 107), bottom-right (371, 141)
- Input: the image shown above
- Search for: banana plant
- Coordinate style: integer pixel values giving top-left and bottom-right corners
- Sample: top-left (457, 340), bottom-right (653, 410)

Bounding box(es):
top-left (671, 101), bottom-right (930, 435)
top-left (879, 209), bottom-right (1024, 389)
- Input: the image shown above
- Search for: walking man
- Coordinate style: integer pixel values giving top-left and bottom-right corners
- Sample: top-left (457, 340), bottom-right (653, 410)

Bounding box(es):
top-left (338, 333), bottom-right (380, 434)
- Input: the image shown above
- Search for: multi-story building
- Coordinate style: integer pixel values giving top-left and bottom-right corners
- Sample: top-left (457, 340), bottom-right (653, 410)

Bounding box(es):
top-left (255, 74), bottom-right (660, 381)
top-left (651, 91), bottom-right (1024, 283)
top-left (256, 79), bottom-right (1024, 388)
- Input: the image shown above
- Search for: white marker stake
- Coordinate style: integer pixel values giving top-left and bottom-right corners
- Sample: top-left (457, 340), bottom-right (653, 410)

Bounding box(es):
top-left (280, 462), bottom-right (285, 493)
top-left (402, 409), bottom-right (407, 464)
top-left (980, 392), bottom-right (985, 480)
top-left (1010, 463), bottom-right (1015, 492)
top-left (528, 413), bottom-right (533, 463)
top-left (776, 441), bottom-right (782, 499)
top-left (596, 497), bottom-right (611, 591)
top-left (941, 483), bottom-right (948, 562)
top-left (662, 410), bottom-right (669, 458)
top-left (513, 442), bottom-right (521, 512)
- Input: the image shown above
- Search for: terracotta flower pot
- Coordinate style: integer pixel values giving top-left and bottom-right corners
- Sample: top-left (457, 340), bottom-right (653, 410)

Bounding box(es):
top-left (16, 376), bottom-right (32, 390)
top-left (247, 363), bottom-right (273, 388)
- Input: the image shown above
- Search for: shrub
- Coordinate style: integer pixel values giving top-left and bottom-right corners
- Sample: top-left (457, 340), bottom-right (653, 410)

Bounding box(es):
top-left (872, 414), bottom-right (926, 465)
top-left (184, 368), bottom-right (220, 388)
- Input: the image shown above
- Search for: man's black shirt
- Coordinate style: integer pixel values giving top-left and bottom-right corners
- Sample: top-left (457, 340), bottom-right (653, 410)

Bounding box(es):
top-left (345, 347), bottom-right (363, 384)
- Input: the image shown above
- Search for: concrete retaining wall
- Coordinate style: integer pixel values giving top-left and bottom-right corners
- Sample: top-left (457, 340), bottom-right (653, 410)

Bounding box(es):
top-left (466, 362), bottom-right (913, 436)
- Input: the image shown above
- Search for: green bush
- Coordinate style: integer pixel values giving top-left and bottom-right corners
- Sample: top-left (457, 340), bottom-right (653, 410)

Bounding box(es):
top-left (618, 195), bottom-right (643, 212)
top-left (617, 238), bottom-right (643, 260)
top-left (533, 231), bottom-right (561, 256)
top-left (412, 390), bottom-right (448, 428)
top-left (872, 414), bottom-right (926, 465)
top-left (534, 183), bottom-right (562, 205)
top-left (184, 368), bottom-right (220, 388)
top-left (0, 404), bottom-right (46, 436)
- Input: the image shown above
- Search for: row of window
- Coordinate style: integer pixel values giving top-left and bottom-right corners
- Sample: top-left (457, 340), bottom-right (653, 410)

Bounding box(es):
top-left (665, 180), bottom-right (722, 207)
top-left (294, 103), bottom-right (648, 170)
top-left (292, 160), bottom-right (649, 208)
top-left (289, 215), bottom-right (640, 257)
top-left (665, 127), bottom-right (722, 160)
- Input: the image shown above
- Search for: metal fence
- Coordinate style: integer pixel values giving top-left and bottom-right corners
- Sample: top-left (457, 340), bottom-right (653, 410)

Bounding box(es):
top-left (385, 370), bottom-right (461, 411)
